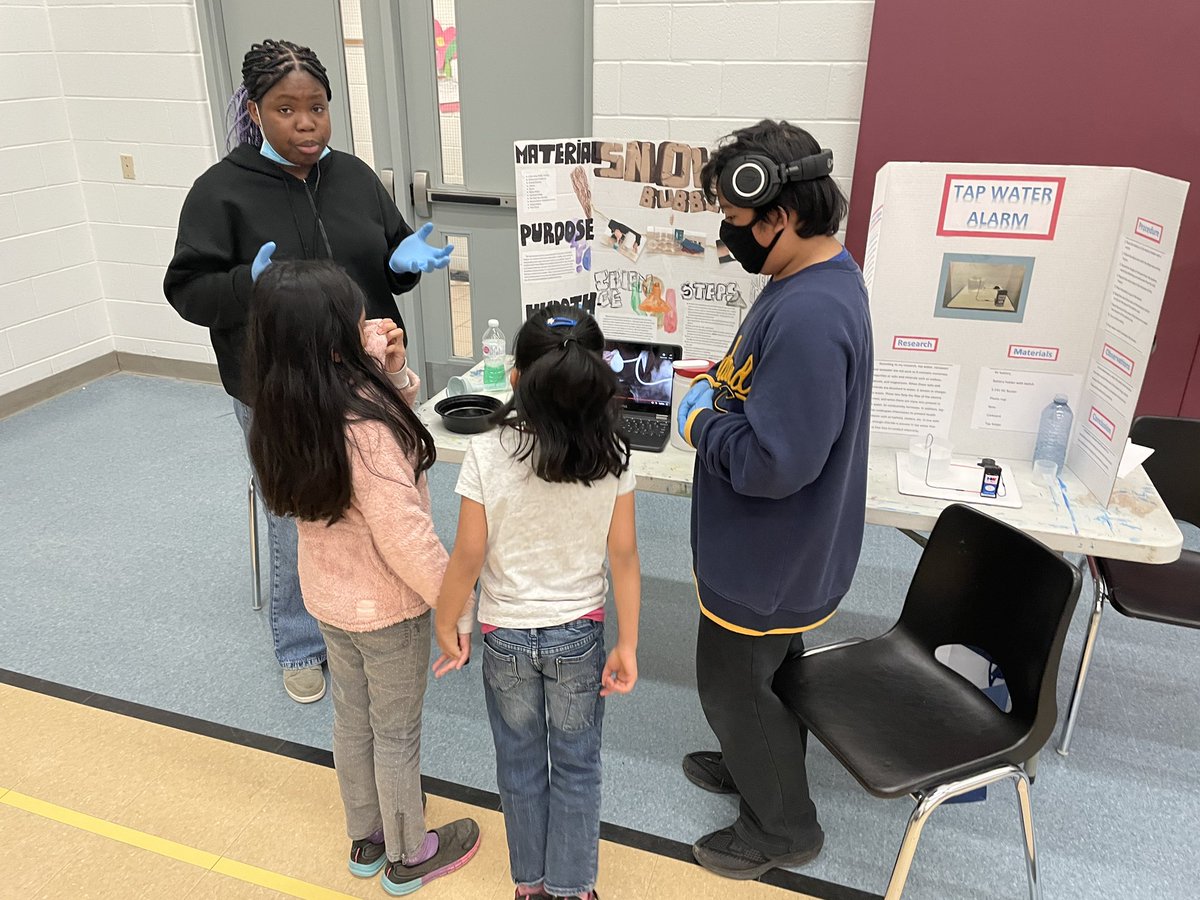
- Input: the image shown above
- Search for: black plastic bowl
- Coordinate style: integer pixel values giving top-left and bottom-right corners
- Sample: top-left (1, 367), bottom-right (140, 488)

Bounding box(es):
top-left (434, 393), bottom-right (502, 435)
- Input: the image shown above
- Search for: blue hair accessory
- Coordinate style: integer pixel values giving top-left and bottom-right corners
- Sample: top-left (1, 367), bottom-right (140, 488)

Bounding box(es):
top-left (546, 316), bottom-right (577, 328)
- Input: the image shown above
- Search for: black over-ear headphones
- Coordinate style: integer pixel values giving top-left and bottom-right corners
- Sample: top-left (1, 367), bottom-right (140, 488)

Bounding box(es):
top-left (718, 149), bottom-right (834, 208)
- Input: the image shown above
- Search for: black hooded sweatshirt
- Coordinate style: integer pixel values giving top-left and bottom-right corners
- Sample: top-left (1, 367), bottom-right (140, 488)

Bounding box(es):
top-left (164, 144), bottom-right (420, 403)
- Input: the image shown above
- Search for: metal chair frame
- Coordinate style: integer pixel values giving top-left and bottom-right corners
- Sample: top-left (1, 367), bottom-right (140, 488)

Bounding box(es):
top-left (248, 475), bottom-right (262, 611)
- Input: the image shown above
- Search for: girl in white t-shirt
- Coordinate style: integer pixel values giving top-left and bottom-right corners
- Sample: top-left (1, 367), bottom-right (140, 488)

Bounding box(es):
top-left (434, 306), bottom-right (642, 900)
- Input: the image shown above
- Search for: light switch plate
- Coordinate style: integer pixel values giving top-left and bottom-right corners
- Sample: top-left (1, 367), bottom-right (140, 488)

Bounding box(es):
top-left (120, 154), bottom-right (136, 180)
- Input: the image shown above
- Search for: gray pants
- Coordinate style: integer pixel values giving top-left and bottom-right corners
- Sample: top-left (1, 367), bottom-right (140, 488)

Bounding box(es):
top-left (319, 613), bottom-right (430, 862)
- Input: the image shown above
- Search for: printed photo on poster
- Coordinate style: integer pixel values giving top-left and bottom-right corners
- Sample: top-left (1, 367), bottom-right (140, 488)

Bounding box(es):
top-left (595, 210), bottom-right (645, 262)
top-left (934, 253), bottom-right (1035, 323)
top-left (645, 226), bottom-right (707, 258)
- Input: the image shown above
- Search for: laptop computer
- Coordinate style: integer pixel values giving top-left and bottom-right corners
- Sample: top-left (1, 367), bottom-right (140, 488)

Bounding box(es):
top-left (604, 339), bottom-right (682, 452)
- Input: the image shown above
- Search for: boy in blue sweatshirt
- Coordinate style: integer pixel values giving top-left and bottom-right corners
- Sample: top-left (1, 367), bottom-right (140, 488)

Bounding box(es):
top-left (676, 120), bottom-right (873, 880)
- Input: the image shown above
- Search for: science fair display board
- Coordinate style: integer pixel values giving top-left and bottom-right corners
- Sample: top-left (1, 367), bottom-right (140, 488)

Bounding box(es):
top-left (512, 137), bottom-right (768, 362)
top-left (865, 162), bottom-right (1188, 505)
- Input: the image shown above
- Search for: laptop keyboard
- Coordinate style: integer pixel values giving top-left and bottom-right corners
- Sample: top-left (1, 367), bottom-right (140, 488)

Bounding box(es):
top-left (621, 413), bottom-right (669, 449)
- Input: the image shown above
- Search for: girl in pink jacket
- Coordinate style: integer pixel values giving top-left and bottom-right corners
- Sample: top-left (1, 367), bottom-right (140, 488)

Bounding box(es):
top-left (245, 259), bottom-right (477, 896)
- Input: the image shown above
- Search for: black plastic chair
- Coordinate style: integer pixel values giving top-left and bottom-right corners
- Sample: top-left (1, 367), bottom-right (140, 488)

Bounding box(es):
top-left (777, 504), bottom-right (1081, 900)
top-left (1056, 416), bottom-right (1200, 756)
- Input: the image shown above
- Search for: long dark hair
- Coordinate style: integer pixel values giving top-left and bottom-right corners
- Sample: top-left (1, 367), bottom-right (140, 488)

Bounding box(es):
top-left (246, 260), bottom-right (435, 522)
top-left (495, 306), bottom-right (630, 485)
top-left (226, 39), bottom-right (332, 151)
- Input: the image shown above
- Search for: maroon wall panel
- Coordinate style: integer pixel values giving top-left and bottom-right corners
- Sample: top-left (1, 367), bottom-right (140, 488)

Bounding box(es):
top-left (845, 0), bottom-right (1200, 416)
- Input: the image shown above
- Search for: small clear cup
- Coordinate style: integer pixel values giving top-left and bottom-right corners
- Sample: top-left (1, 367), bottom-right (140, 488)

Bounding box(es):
top-left (1033, 458), bottom-right (1058, 488)
top-left (928, 440), bottom-right (953, 483)
top-left (907, 436), bottom-right (929, 476)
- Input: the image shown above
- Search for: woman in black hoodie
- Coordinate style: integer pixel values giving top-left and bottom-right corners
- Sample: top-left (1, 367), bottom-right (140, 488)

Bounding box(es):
top-left (164, 39), bottom-right (451, 703)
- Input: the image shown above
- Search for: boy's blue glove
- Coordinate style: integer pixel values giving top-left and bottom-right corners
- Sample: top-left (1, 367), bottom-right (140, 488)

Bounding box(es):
top-left (390, 222), bottom-right (454, 274)
top-left (251, 241), bottom-right (275, 282)
top-left (676, 380), bottom-right (714, 440)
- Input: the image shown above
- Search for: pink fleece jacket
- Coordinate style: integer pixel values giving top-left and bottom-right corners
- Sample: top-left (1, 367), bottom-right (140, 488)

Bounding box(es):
top-left (296, 369), bottom-right (461, 633)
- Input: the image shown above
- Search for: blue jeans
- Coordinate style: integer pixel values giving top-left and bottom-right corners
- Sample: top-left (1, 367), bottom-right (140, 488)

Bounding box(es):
top-left (232, 399), bottom-right (326, 670)
top-left (482, 619), bottom-right (605, 898)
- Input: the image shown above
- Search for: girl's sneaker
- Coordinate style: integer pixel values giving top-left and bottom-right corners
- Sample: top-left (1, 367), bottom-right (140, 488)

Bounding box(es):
top-left (348, 830), bottom-right (386, 878)
top-left (380, 818), bottom-right (481, 896)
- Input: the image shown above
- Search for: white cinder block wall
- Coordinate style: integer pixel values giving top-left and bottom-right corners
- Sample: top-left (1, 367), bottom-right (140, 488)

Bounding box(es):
top-left (3, 0), bottom-right (875, 397)
top-left (0, 1), bottom-right (108, 396)
top-left (55, 0), bottom-right (217, 365)
top-left (592, 0), bottom-right (874, 216)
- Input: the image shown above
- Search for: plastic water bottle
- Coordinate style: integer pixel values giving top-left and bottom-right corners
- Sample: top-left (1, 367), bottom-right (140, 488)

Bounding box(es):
top-left (1032, 394), bottom-right (1073, 475)
top-left (481, 319), bottom-right (506, 392)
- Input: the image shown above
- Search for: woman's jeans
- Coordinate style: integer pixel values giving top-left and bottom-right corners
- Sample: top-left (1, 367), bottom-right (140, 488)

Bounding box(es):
top-left (232, 399), bottom-right (325, 670)
top-left (482, 619), bottom-right (605, 898)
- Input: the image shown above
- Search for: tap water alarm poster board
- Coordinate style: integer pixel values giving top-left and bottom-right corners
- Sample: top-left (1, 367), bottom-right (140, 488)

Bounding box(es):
top-left (866, 162), bottom-right (1188, 504)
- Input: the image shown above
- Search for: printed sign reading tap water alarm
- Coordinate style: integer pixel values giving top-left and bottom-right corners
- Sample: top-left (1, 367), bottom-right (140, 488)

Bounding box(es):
top-left (937, 175), bottom-right (1066, 240)
top-left (1134, 217), bottom-right (1164, 244)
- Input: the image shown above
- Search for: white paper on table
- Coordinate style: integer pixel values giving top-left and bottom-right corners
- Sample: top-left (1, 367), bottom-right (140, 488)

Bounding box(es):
top-left (1116, 439), bottom-right (1154, 479)
top-left (894, 451), bottom-right (1023, 509)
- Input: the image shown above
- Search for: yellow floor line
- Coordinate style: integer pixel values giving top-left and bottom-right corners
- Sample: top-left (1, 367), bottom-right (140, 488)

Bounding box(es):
top-left (0, 788), bottom-right (363, 900)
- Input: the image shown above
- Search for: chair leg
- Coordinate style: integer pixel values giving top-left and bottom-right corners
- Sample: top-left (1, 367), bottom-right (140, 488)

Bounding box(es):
top-left (1056, 557), bottom-right (1108, 756)
top-left (248, 475), bottom-right (262, 611)
top-left (883, 765), bottom-right (1026, 900)
top-left (883, 792), bottom-right (939, 900)
top-left (1012, 768), bottom-right (1042, 900)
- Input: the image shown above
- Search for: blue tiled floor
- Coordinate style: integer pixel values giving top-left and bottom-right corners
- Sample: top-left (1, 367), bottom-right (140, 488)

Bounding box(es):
top-left (1, 373), bottom-right (1197, 899)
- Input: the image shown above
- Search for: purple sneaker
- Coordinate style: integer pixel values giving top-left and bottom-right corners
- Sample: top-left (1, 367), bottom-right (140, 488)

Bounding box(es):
top-left (380, 818), bottom-right (481, 895)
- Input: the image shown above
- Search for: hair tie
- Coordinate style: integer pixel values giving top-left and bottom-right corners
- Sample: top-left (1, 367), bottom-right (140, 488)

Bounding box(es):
top-left (561, 336), bottom-right (577, 349)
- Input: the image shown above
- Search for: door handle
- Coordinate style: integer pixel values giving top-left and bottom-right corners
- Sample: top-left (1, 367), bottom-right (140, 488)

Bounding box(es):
top-left (379, 168), bottom-right (395, 203)
top-left (413, 170), bottom-right (432, 218)
top-left (412, 169), bottom-right (515, 218)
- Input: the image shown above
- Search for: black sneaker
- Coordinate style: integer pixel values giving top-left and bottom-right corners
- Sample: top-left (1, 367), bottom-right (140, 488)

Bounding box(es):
top-left (349, 794), bottom-right (426, 878)
top-left (682, 751), bottom-right (738, 795)
top-left (516, 891), bottom-right (553, 900)
top-left (381, 818), bottom-right (481, 896)
top-left (692, 826), bottom-right (822, 880)
top-left (348, 830), bottom-right (386, 878)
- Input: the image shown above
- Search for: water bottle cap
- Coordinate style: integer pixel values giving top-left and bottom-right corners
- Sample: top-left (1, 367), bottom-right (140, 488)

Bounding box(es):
top-left (487, 319), bottom-right (499, 327)
top-left (1053, 393), bottom-right (1068, 404)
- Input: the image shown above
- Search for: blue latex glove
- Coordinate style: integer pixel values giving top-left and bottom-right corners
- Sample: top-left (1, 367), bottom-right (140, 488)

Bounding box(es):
top-left (676, 380), bottom-right (714, 441)
top-left (389, 222), bottom-right (454, 274)
top-left (251, 241), bottom-right (275, 282)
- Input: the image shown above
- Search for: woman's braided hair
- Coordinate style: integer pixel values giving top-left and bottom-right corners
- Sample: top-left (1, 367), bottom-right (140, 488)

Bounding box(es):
top-left (226, 39), bottom-right (331, 151)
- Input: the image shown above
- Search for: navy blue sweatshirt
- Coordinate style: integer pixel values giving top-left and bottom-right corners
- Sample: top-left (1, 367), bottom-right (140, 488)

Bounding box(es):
top-left (164, 144), bottom-right (420, 403)
top-left (686, 249), bottom-right (873, 634)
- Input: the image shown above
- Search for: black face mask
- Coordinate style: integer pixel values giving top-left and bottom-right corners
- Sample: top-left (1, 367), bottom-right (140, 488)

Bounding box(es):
top-left (719, 219), bottom-right (784, 274)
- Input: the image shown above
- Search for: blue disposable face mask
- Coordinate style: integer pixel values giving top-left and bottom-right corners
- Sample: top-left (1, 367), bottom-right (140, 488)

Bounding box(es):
top-left (260, 133), bottom-right (330, 166)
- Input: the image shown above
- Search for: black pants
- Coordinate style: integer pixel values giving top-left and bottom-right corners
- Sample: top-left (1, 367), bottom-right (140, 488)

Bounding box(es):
top-left (696, 615), bottom-right (823, 856)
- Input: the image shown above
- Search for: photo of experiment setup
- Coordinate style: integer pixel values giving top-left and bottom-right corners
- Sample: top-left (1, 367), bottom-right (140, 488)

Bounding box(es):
top-left (935, 253), bottom-right (1035, 321)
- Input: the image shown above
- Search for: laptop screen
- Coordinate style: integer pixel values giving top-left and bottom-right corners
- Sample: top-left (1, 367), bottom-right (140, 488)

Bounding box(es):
top-left (603, 340), bottom-right (681, 413)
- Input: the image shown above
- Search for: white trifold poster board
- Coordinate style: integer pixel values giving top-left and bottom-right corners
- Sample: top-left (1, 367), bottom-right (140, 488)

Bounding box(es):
top-left (512, 138), bottom-right (766, 361)
top-left (866, 162), bottom-right (1188, 505)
